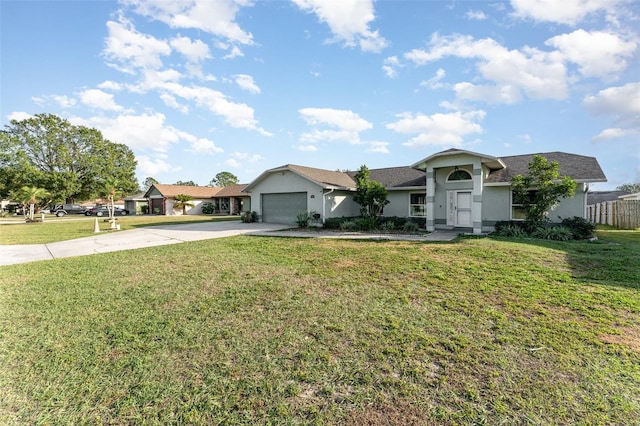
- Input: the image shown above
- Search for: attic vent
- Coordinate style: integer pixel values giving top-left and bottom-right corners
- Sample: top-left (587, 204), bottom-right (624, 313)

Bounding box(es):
top-left (447, 169), bottom-right (472, 181)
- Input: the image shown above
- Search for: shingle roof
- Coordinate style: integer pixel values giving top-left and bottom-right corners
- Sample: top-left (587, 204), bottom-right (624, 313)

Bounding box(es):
top-left (587, 191), bottom-right (630, 204)
top-left (348, 167), bottom-right (426, 188)
top-left (485, 152), bottom-right (607, 184)
top-left (213, 184), bottom-right (250, 197)
top-left (149, 184), bottom-right (222, 198)
top-left (286, 164), bottom-right (357, 188)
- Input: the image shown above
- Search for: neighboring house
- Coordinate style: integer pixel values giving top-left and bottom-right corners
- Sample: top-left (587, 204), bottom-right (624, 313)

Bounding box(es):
top-left (587, 191), bottom-right (630, 205)
top-left (123, 192), bottom-right (148, 214)
top-left (619, 192), bottom-right (640, 201)
top-left (144, 184), bottom-right (222, 215)
top-left (211, 184), bottom-right (251, 215)
top-left (243, 148), bottom-right (607, 233)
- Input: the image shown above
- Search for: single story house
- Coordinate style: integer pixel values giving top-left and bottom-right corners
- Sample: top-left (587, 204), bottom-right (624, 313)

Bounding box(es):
top-left (619, 192), bottom-right (640, 201)
top-left (122, 192), bottom-right (148, 214)
top-left (243, 148), bottom-right (607, 233)
top-left (211, 184), bottom-right (251, 215)
top-left (144, 184), bottom-right (222, 215)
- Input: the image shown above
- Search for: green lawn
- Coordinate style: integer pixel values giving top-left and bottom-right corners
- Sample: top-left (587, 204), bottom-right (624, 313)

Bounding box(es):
top-left (0, 229), bottom-right (638, 424)
top-left (0, 215), bottom-right (240, 244)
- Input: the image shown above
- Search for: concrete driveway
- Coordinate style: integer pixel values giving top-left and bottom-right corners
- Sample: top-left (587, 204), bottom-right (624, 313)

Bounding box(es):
top-left (0, 221), bottom-right (287, 266)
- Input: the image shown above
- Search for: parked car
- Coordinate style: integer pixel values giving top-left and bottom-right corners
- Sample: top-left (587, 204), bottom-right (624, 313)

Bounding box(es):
top-left (51, 204), bottom-right (90, 217)
top-left (86, 206), bottom-right (129, 217)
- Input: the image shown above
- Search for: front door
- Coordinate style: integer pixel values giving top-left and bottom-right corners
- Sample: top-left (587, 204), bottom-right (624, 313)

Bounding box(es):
top-left (447, 191), bottom-right (472, 227)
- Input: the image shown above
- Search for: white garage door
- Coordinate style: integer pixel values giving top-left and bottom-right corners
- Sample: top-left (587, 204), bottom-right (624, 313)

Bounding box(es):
top-left (262, 192), bottom-right (307, 224)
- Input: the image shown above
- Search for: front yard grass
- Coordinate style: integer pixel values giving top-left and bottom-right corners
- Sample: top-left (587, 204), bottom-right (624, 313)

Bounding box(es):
top-left (0, 230), bottom-right (638, 424)
top-left (0, 215), bottom-right (240, 245)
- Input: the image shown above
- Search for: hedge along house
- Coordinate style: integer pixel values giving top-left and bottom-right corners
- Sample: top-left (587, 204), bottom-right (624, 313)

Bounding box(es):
top-left (144, 184), bottom-right (222, 215)
top-left (244, 148), bottom-right (607, 232)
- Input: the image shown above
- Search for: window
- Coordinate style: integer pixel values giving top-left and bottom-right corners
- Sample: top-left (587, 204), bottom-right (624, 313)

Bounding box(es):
top-left (511, 190), bottom-right (537, 220)
top-left (410, 193), bottom-right (426, 217)
top-left (447, 169), bottom-right (472, 181)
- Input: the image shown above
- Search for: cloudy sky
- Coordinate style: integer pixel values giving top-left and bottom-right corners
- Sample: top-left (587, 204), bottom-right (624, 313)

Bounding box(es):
top-left (2, 0), bottom-right (638, 189)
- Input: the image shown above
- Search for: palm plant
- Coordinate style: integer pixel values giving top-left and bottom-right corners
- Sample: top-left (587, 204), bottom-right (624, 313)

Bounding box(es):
top-left (12, 186), bottom-right (49, 222)
top-left (102, 177), bottom-right (122, 228)
top-left (173, 194), bottom-right (195, 215)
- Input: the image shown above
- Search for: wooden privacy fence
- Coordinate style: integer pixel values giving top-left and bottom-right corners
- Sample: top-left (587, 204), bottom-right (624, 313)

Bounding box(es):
top-left (587, 200), bottom-right (640, 229)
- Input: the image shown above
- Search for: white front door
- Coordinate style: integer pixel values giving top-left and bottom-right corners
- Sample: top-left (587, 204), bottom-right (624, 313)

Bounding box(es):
top-left (447, 191), bottom-right (472, 227)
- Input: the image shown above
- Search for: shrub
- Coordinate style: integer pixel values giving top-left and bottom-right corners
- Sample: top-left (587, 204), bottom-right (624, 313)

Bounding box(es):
top-left (339, 220), bottom-right (358, 231)
top-left (494, 224), bottom-right (528, 238)
top-left (379, 221), bottom-right (396, 233)
top-left (241, 211), bottom-right (257, 223)
top-left (296, 211), bottom-right (312, 228)
top-left (533, 226), bottom-right (573, 241)
top-left (201, 202), bottom-right (215, 215)
top-left (561, 216), bottom-right (596, 240)
top-left (354, 217), bottom-right (377, 231)
top-left (402, 221), bottom-right (420, 233)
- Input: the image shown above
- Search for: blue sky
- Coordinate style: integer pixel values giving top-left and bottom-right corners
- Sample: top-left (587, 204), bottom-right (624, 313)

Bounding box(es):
top-left (1, 0), bottom-right (638, 190)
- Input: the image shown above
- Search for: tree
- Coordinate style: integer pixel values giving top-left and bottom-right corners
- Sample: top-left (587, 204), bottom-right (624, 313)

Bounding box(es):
top-left (173, 194), bottom-right (195, 215)
top-left (0, 114), bottom-right (138, 203)
top-left (353, 165), bottom-right (389, 219)
top-left (142, 177), bottom-right (159, 191)
top-left (175, 180), bottom-right (198, 186)
top-left (511, 155), bottom-right (577, 232)
top-left (11, 186), bottom-right (49, 222)
top-left (209, 171), bottom-right (239, 187)
top-left (616, 183), bottom-right (640, 193)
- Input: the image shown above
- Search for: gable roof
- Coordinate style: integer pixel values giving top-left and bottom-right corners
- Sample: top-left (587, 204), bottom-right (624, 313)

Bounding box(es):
top-left (144, 184), bottom-right (222, 198)
top-left (244, 164), bottom-right (356, 192)
top-left (485, 152), bottom-right (607, 184)
top-left (213, 184), bottom-right (250, 198)
top-left (412, 148), bottom-right (505, 170)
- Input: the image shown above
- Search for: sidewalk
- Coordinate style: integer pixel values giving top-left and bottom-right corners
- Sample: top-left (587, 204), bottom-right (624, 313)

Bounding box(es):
top-left (0, 223), bottom-right (459, 266)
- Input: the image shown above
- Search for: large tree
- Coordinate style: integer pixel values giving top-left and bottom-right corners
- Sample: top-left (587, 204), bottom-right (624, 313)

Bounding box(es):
top-left (142, 176), bottom-right (159, 191)
top-left (0, 114), bottom-right (138, 203)
top-left (353, 165), bottom-right (389, 218)
top-left (209, 171), bottom-right (239, 187)
top-left (511, 154), bottom-right (576, 231)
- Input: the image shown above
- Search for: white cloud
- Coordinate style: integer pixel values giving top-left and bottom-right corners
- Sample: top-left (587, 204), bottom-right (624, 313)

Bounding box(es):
top-left (292, 0), bottom-right (387, 52)
top-left (222, 45), bottom-right (244, 59)
top-left (546, 30), bottom-right (637, 80)
top-left (404, 33), bottom-right (568, 103)
top-left (299, 107), bottom-right (373, 144)
top-left (420, 68), bottom-right (447, 90)
top-left (78, 89), bottom-right (123, 111)
top-left (72, 112), bottom-right (182, 152)
top-left (510, 0), bottom-right (623, 25)
top-left (7, 111), bottom-right (32, 122)
top-left (53, 95), bottom-right (77, 108)
top-left (160, 93), bottom-right (189, 114)
top-left (584, 82), bottom-right (640, 142)
top-left (97, 81), bottom-right (124, 91)
top-left (297, 144), bottom-right (319, 152)
top-left (234, 74), bottom-right (261, 94)
top-left (367, 141), bottom-right (389, 154)
top-left (224, 158), bottom-right (241, 168)
top-left (465, 10), bottom-right (487, 20)
top-left (183, 135), bottom-right (224, 155)
top-left (230, 151), bottom-right (263, 162)
top-left (137, 154), bottom-right (180, 176)
top-left (103, 17), bottom-right (171, 72)
top-left (170, 36), bottom-right (211, 62)
top-left (382, 56), bottom-right (401, 78)
top-left (122, 0), bottom-right (254, 45)
top-left (387, 110), bottom-right (485, 148)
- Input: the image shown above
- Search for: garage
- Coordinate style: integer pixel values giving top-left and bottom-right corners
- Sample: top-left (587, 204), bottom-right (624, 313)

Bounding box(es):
top-left (261, 192), bottom-right (307, 224)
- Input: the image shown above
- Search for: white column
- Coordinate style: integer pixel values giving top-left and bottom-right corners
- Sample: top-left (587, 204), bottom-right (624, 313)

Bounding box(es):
top-left (426, 167), bottom-right (435, 232)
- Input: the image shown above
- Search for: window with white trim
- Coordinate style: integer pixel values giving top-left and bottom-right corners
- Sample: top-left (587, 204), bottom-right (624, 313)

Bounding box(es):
top-left (410, 193), bottom-right (426, 217)
top-left (447, 169), bottom-right (472, 181)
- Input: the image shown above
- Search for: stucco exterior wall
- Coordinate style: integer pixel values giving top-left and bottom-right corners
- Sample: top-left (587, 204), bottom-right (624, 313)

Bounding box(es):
top-left (249, 170), bottom-right (323, 218)
top-left (324, 190), bottom-right (359, 218)
top-left (166, 198), bottom-right (209, 215)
